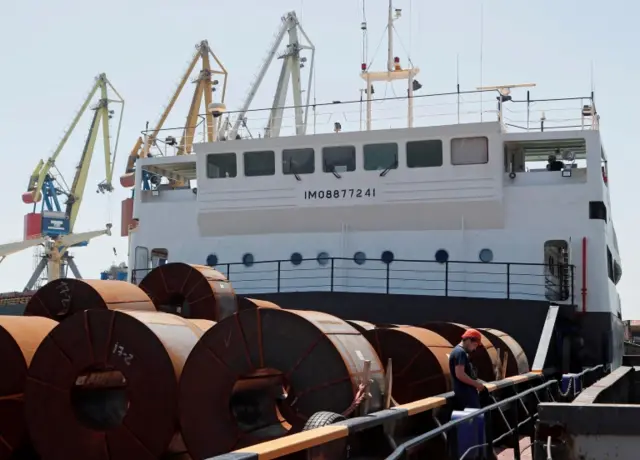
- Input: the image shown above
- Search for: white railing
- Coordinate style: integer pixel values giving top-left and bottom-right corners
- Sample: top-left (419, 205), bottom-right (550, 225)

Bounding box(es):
top-left (139, 89), bottom-right (598, 157)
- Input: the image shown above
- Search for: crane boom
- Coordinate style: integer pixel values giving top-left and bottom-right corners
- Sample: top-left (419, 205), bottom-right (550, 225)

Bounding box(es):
top-left (120, 40), bottom-right (228, 189)
top-left (13, 73), bottom-right (124, 290)
top-left (227, 12), bottom-right (314, 140)
top-left (25, 77), bottom-right (102, 203)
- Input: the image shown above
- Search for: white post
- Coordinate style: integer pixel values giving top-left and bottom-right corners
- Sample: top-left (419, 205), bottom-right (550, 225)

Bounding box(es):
top-left (366, 75), bottom-right (372, 131)
top-left (407, 69), bottom-right (414, 128)
top-left (387, 0), bottom-right (394, 72)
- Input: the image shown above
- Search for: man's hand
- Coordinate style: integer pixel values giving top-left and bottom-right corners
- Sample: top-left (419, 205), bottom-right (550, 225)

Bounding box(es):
top-left (475, 381), bottom-right (486, 391)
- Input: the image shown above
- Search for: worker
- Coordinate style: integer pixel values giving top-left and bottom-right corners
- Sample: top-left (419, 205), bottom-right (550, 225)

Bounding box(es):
top-left (546, 153), bottom-right (565, 171)
top-left (449, 328), bottom-right (486, 410)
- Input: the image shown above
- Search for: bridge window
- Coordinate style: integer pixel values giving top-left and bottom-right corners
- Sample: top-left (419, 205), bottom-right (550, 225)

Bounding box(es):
top-left (283, 148), bottom-right (315, 175)
top-left (206, 153), bottom-right (237, 178)
top-left (406, 140), bottom-right (443, 168)
top-left (451, 137), bottom-right (489, 165)
top-left (364, 143), bottom-right (398, 171)
top-left (323, 145), bottom-right (356, 173)
top-left (244, 150), bottom-right (275, 177)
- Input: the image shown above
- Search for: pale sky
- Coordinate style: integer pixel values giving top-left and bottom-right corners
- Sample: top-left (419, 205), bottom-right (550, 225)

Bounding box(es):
top-left (1, 0), bottom-right (638, 317)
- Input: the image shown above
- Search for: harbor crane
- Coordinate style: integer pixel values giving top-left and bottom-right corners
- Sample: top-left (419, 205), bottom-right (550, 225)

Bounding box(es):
top-left (8, 73), bottom-right (124, 290)
top-left (224, 11), bottom-right (315, 140)
top-left (119, 40), bottom-right (228, 190)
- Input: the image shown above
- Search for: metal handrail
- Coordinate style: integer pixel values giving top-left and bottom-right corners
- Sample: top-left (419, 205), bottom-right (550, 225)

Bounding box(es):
top-left (131, 257), bottom-right (576, 303)
top-left (386, 380), bottom-right (557, 459)
top-left (386, 365), bottom-right (604, 459)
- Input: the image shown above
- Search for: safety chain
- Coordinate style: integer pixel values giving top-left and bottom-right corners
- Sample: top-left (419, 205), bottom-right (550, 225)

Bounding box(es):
top-left (557, 376), bottom-right (574, 400)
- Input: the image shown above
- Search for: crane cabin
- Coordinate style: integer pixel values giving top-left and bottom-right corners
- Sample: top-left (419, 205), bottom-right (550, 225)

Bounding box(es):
top-left (127, 98), bottom-right (623, 371)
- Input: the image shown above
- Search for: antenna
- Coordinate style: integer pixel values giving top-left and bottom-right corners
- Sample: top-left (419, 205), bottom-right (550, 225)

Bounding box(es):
top-left (456, 54), bottom-right (460, 123)
top-left (477, 83), bottom-right (537, 124)
top-left (479, 0), bottom-right (484, 121)
top-left (360, 0), bottom-right (420, 130)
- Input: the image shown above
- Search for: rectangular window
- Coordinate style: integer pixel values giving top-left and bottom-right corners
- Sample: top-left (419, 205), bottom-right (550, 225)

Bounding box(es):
top-left (283, 148), bottom-right (315, 175)
top-left (406, 140), bottom-right (443, 168)
top-left (364, 143), bottom-right (398, 171)
top-left (244, 150), bottom-right (275, 177)
top-left (206, 153), bottom-right (237, 178)
top-left (451, 136), bottom-right (489, 165)
top-left (323, 145), bottom-right (356, 173)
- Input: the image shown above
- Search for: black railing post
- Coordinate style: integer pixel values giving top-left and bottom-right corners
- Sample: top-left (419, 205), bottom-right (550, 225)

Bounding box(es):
top-left (277, 261), bottom-right (281, 293)
top-left (227, 263), bottom-right (231, 280)
top-left (571, 265), bottom-right (575, 305)
top-left (330, 258), bottom-right (335, 292)
top-left (512, 390), bottom-right (522, 460)
top-left (506, 263), bottom-right (511, 299)
top-left (484, 407), bottom-right (494, 459)
top-left (444, 261), bottom-right (449, 296)
top-left (386, 263), bottom-right (390, 294)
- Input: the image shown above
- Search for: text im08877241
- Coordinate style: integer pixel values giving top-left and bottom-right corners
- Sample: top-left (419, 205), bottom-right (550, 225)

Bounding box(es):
top-left (304, 188), bottom-right (376, 200)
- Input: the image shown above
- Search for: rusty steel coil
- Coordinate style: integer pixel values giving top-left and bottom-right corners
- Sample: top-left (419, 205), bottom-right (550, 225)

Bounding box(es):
top-left (237, 297), bottom-right (281, 311)
top-left (0, 316), bottom-right (57, 460)
top-left (363, 326), bottom-right (452, 404)
top-left (345, 319), bottom-right (376, 334)
top-left (24, 309), bottom-right (214, 460)
top-left (479, 328), bottom-right (530, 377)
top-left (24, 279), bottom-right (155, 321)
top-left (421, 322), bottom-right (500, 382)
top-left (138, 262), bottom-right (237, 321)
top-left (179, 308), bottom-right (386, 459)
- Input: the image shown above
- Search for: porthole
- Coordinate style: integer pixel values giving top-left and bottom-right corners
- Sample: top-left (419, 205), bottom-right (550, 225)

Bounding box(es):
top-left (381, 250), bottom-right (394, 264)
top-left (354, 251), bottom-right (366, 265)
top-left (479, 248), bottom-right (493, 263)
top-left (435, 249), bottom-right (449, 264)
top-left (242, 253), bottom-right (254, 267)
top-left (206, 254), bottom-right (218, 267)
top-left (290, 252), bottom-right (303, 266)
top-left (317, 252), bottom-right (330, 266)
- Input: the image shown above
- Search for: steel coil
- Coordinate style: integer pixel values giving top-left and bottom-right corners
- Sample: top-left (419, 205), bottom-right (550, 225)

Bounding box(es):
top-left (178, 308), bottom-right (385, 459)
top-left (138, 262), bottom-right (237, 321)
top-left (24, 309), bottom-right (213, 460)
top-left (24, 279), bottom-right (155, 321)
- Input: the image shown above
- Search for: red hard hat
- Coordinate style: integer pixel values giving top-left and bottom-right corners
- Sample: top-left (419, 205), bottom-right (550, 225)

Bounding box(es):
top-left (461, 328), bottom-right (483, 343)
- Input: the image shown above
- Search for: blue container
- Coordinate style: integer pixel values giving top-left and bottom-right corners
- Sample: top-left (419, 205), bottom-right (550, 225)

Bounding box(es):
top-left (116, 271), bottom-right (128, 281)
top-left (41, 211), bottom-right (70, 237)
top-left (561, 374), bottom-right (583, 398)
top-left (99, 271), bottom-right (109, 280)
top-left (451, 408), bottom-right (485, 460)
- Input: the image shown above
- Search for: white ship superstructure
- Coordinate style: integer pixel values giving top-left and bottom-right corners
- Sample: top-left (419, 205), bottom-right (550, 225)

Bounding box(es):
top-left (125, 1), bottom-right (624, 368)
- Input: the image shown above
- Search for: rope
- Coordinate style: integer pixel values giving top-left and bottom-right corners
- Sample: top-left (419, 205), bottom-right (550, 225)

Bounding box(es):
top-left (342, 382), bottom-right (367, 417)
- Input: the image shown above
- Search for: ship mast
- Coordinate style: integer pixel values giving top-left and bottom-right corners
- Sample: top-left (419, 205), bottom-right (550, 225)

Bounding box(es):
top-left (360, 0), bottom-right (420, 131)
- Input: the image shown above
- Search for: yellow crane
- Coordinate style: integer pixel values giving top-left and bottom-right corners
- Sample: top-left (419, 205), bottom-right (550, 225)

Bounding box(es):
top-left (15, 73), bottom-right (123, 290)
top-left (120, 40), bottom-right (228, 189)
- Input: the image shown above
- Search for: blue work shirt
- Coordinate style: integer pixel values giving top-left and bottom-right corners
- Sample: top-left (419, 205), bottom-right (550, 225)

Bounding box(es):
top-left (449, 344), bottom-right (480, 409)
